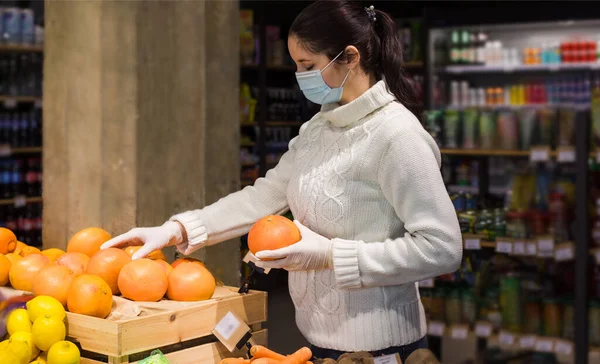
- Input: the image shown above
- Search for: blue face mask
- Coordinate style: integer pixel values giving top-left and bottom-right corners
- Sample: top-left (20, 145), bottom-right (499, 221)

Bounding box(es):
top-left (295, 50), bottom-right (351, 105)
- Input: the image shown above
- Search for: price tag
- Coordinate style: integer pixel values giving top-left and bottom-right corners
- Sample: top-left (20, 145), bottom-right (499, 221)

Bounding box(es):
top-left (526, 242), bottom-right (538, 256)
top-left (554, 244), bottom-right (574, 261)
top-left (451, 326), bottom-right (469, 340)
top-left (419, 278), bottom-right (435, 288)
top-left (513, 241), bottom-right (526, 255)
top-left (538, 250), bottom-right (554, 258)
top-left (212, 311), bottom-right (252, 352)
top-left (499, 331), bottom-right (515, 346)
top-left (530, 147), bottom-right (550, 162)
top-left (538, 238), bottom-right (555, 251)
top-left (464, 238), bottom-right (481, 250)
top-left (549, 64), bottom-right (561, 72)
top-left (557, 147), bottom-right (576, 163)
top-left (373, 354), bottom-right (401, 364)
top-left (34, 99), bottom-right (43, 108)
top-left (0, 144), bottom-right (11, 157)
top-left (535, 338), bottom-right (554, 352)
top-left (475, 322), bottom-right (493, 338)
top-left (496, 241), bottom-right (513, 254)
top-left (3, 98), bottom-right (17, 109)
top-left (428, 321), bottom-right (445, 336)
top-left (519, 335), bottom-right (536, 349)
top-left (13, 195), bottom-right (27, 208)
top-left (554, 341), bottom-right (573, 355)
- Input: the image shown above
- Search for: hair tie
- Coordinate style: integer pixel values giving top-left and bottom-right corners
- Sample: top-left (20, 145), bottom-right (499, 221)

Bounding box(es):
top-left (365, 5), bottom-right (376, 23)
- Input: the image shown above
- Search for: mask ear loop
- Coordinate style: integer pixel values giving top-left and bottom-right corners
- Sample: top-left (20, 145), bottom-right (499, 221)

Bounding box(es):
top-left (321, 49), bottom-right (346, 73)
top-left (339, 68), bottom-right (351, 87)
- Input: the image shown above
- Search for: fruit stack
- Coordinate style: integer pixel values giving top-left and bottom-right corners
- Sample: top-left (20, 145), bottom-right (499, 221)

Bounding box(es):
top-left (2, 295), bottom-right (79, 364)
top-left (0, 225), bottom-right (219, 322)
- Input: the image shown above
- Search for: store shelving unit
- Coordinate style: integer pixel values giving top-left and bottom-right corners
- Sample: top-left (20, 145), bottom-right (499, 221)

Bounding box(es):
top-left (424, 15), bottom-right (599, 363)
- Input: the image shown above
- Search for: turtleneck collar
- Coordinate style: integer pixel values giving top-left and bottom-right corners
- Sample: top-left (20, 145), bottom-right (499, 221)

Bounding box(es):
top-left (320, 80), bottom-right (396, 128)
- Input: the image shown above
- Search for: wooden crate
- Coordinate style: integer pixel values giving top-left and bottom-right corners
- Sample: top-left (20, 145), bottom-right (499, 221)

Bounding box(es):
top-left (1, 286), bottom-right (267, 364)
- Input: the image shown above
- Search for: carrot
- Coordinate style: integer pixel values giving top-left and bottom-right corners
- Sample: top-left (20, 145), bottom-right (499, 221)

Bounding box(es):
top-left (250, 345), bottom-right (287, 361)
top-left (282, 347), bottom-right (313, 364)
top-left (252, 358), bottom-right (283, 364)
top-left (219, 358), bottom-right (245, 364)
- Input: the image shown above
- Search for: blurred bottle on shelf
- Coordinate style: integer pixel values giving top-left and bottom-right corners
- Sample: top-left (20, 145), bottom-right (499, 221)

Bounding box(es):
top-left (0, 6), bottom-right (43, 45)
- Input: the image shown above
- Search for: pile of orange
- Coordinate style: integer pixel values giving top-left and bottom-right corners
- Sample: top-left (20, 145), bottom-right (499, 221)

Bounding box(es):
top-left (0, 226), bottom-right (218, 320)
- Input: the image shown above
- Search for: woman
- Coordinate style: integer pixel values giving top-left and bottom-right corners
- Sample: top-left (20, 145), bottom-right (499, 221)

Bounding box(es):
top-left (102, 0), bottom-right (462, 361)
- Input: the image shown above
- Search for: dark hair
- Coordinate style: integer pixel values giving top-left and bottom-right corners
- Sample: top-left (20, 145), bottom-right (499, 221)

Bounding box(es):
top-left (289, 0), bottom-right (421, 118)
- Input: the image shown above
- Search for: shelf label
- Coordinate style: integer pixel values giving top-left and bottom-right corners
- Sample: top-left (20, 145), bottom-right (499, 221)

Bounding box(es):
top-left (464, 238), bottom-right (481, 250)
top-left (13, 195), bottom-right (27, 208)
top-left (496, 241), bottom-right (513, 254)
top-left (519, 335), bottom-right (536, 349)
top-left (499, 331), bottom-right (515, 346)
top-left (419, 278), bottom-right (435, 288)
top-left (554, 243), bottom-right (574, 261)
top-left (530, 147), bottom-right (550, 162)
top-left (450, 325), bottom-right (469, 340)
top-left (3, 98), bottom-right (17, 109)
top-left (212, 311), bottom-right (251, 352)
top-left (526, 242), bottom-right (538, 256)
top-left (0, 144), bottom-right (11, 157)
top-left (513, 241), bottom-right (526, 255)
top-left (538, 238), bottom-right (555, 251)
top-left (557, 146), bottom-right (576, 163)
top-left (554, 340), bottom-right (573, 355)
top-left (428, 321), bottom-right (445, 337)
top-left (475, 322), bottom-right (493, 338)
top-left (535, 338), bottom-right (554, 352)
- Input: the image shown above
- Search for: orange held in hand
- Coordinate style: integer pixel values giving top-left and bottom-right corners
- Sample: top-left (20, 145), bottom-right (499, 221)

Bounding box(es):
top-left (86, 248), bottom-right (131, 295)
top-left (248, 215), bottom-right (301, 260)
top-left (9, 253), bottom-right (51, 291)
top-left (0, 228), bottom-right (17, 254)
top-left (67, 227), bottom-right (112, 258)
top-left (67, 274), bottom-right (114, 318)
top-left (32, 264), bottom-right (76, 306)
top-left (118, 259), bottom-right (168, 302)
top-left (166, 261), bottom-right (216, 301)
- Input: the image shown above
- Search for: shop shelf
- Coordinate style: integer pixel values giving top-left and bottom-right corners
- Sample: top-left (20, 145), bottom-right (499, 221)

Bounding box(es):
top-left (443, 62), bottom-right (600, 74)
top-left (0, 196), bottom-right (42, 206)
top-left (0, 43), bottom-right (44, 53)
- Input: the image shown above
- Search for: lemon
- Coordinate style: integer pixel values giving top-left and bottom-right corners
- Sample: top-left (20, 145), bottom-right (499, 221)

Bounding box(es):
top-left (31, 316), bottom-right (66, 352)
top-left (47, 341), bottom-right (80, 364)
top-left (30, 351), bottom-right (47, 364)
top-left (9, 331), bottom-right (38, 361)
top-left (6, 309), bottom-right (32, 335)
top-left (0, 349), bottom-right (21, 364)
top-left (0, 339), bottom-right (10, 350)
top-left (26, 296), bottom-right (66, 322)
top-left (6, 339), bottom-right (31, 364)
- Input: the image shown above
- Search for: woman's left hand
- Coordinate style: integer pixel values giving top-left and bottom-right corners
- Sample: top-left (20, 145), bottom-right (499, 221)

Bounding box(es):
top-left (254, 220), bottom-right (333, 271)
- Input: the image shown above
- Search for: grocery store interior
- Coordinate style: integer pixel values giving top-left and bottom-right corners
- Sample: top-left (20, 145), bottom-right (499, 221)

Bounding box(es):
top-left (1, 0), bottom-right (600, 363)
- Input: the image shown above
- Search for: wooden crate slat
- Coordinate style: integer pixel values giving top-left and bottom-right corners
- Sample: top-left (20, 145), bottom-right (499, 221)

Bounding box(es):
top-left (131, 329), bottom-right (268, 364)
top-left (81, 359), bottom-right (104, 364)
top-left (66, 312), bottom-right (121, 356)
top-left (118, 290), bottom-right (267, 355)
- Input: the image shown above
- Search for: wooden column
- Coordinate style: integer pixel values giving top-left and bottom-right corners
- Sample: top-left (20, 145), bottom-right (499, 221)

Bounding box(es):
top-left (43, 0), bottom-right (241, 285)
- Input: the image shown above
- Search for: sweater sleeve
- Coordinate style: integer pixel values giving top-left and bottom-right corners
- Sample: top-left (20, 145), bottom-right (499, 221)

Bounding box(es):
top-left (169, 126), bottom-right (304, 250)
top-left (331, 124), bottom-right (463, 289)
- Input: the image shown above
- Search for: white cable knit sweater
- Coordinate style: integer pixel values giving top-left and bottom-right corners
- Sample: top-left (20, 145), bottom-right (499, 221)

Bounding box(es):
top-left (170, 80), bottom-right (462, 351)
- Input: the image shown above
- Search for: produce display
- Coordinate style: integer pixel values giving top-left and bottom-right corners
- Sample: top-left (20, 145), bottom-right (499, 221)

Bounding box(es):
top-left (0, 225), bottom-right (219, 324)
top-left (219, 345), bottom-right (313, 364)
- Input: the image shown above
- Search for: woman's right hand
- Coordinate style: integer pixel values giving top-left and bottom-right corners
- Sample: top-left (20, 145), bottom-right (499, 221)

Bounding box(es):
top-left (100, 221), bottom-right (185, 260)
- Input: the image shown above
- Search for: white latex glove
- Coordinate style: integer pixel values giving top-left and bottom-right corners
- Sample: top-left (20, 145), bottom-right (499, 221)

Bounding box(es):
top-left (100, 221), bottom-right (185, 260)
top-left (254, 220), bottom-right (333, 271)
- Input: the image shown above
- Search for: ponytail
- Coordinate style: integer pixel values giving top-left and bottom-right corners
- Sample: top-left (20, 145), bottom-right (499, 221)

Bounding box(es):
top-left (373, 10), bottom-right (422, 118)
